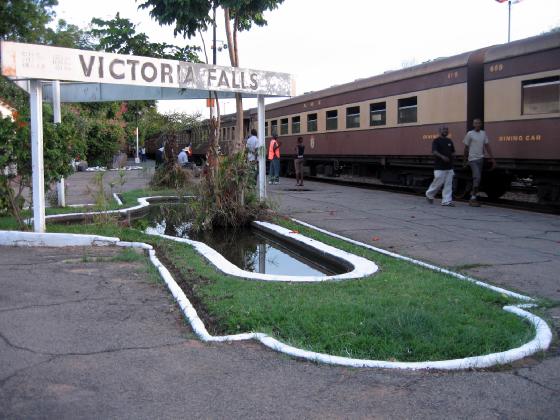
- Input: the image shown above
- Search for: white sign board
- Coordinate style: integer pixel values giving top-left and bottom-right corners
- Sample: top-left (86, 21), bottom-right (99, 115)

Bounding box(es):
top-left (1, 41), bottom-right (295, 97)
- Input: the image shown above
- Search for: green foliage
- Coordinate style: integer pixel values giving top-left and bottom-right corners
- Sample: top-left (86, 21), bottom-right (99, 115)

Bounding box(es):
top-left (150, 134), bottom-right (192, 190)
top-left (0, 0), bottom-right (57, 43)
top-left (84, 118), bottom-right (126, 167)
top-left (45, 18), bottom-right (93, 49)
top-left (138, 0), bottom-right (284, 37)
top-left (90, 13), bottom-right (200, 62)
top-left (190, 151), bottom-right (267, 230)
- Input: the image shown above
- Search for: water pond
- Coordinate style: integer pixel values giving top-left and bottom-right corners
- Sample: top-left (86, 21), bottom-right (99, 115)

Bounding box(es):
top-left (136, 205), bottom-right (345, 277)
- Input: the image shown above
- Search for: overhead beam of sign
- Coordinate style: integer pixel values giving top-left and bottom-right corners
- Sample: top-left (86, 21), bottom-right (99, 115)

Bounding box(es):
top-left (0, 41), bottom-right (294, 232)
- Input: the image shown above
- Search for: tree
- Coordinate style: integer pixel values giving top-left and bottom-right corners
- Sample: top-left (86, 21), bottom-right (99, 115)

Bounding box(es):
top-left (45, 18), bottom-right (93, 49)
top-left (90, 13), bottom-right (200, 62)
top-left (139, 0), bottom-right (285, 152)
top-left (0, 106), bottom-right (86, 228)
top-left (0, 0), bottom-right (57, 43)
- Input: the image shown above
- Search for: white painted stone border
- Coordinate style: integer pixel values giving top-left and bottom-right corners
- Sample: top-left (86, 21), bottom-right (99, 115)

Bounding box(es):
top-left (145, 224), bottom-right (378, 282)
top-left (0, 229), bottom-right (552, 370)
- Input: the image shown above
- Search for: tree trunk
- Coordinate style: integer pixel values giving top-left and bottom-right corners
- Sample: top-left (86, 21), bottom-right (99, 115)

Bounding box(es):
top-left (224, 8), bottom-right (244, 154)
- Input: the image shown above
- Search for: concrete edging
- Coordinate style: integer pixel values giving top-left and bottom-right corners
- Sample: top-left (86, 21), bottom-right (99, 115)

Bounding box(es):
top-left (0, 227), bottom-right (552, 370)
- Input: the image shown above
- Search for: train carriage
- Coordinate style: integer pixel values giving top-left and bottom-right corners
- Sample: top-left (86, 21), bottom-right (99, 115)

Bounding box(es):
top-left (262, 47), bottom-right (488, 192)
top-left (482, 32), bottom-right (560, 202)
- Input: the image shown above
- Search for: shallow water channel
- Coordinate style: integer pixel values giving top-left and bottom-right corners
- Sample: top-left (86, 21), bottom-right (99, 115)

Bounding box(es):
top-left (138, 205), bottom-right (345, 276)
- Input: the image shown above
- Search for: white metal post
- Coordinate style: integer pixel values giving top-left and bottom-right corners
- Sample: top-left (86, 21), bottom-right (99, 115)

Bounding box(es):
top-left (135, 126), bottom-right (140, 164)
top-left (30, 80), bottom-right (46, 233)
top-left (257, 95), bottom-right (266, 200)
top-left (53, 80), bottom-right (65, 207)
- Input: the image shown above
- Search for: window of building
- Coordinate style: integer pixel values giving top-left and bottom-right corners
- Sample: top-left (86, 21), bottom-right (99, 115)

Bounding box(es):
top-left (307, 113), bottom-right (317, 132)
top-left (346, 106), bottom-right (360, 128)
top-left (271, 120), bottom-right (278, 136)
top-left (398, 96), bottom-right (417, 124)
top-left (370, 102), bottom-right (386, 126)
top-left (280, 118), bottom-right (289, 135)
top-left (291, 116), bottom-right (300, 134)
top-left (522, 76), bottom-right (560, 115)
top-left (326, 110), bottom-right (338, 130)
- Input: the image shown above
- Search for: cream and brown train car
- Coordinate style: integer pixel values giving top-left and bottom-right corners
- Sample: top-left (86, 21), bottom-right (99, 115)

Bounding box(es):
top-left (262, 47), bottom-right (487, 191)
top-left (483, 32), bottom-right (560, 202)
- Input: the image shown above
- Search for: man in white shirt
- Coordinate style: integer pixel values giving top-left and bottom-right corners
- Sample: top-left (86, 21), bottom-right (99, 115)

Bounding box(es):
top-left (177, 147), bottom-right (189, 167)
top-left (246, 129), bottom-right (259, 162)
top-left (463, 118), bottom-right (496, 207)
top-left (246, 128), bottom-right (260, 182)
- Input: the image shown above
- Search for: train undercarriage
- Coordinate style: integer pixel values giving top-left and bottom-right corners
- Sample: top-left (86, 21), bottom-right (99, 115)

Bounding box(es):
top-left (280, 155), bottom-right (560, 205)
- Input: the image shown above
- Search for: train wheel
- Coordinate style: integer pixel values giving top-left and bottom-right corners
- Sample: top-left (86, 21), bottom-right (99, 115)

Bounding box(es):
top-left (482, 173), bottom-right (511, 200)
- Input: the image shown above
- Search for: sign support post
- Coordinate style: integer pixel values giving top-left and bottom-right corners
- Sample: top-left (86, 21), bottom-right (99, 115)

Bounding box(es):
top-left (257, 95), bottom-right (266, 200)
top-left (53, 80), bottom-right (65, 207)
top-left (30, 80), bottom-right (46, 233)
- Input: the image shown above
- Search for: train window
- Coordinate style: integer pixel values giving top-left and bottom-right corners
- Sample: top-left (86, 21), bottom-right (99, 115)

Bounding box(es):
top-left (271, 120), bottom-right (278, 136)
top-left (326, 110), bottom-right (338, 130)
top-left (292, 116), bottom-right (301, 134)
top-left (398, 97), bottom-right (417, 124)
top-left (522, 76), bottom-right (560, 115)
top-left (265, 121), bottom-right (269, 136)
top-left (370, 102), bottom-right (386, 126)
top-left (346, 106), bottom-right (360, 128)
top-left (307, 113), bottom-right (318, 132)
top-left (280, 118), bottom-right (289, 135)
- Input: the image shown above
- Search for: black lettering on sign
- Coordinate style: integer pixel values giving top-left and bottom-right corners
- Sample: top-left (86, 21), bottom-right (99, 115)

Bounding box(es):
top-left (141, 62), bottom-right (157, 82)
top-left (218, 70), bottom-right (230, 88)
top-left (98, 56), bottom-right (104, 78)
top-left (79, 55), bottom-right (95, 77)
top-left (127, 59), bottom-right (139, 80)
top-left (109, 59), bottom-right (125, 79)
top-left (241, 71), bottom-right (247, 89)
top-left (161, 63), bottom-right (173, 83)
top-left (250, 73), bottom-right (258, 90)
top-left (231, 71), bottom-right (240, 88)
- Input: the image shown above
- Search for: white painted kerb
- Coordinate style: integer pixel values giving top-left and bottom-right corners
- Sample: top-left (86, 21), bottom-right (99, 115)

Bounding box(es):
top-left (0, 229), bottom-right (552, 370)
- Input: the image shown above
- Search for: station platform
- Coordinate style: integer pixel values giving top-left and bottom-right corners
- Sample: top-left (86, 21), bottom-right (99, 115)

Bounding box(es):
top-left (269, 178), bottom-right (560, 303)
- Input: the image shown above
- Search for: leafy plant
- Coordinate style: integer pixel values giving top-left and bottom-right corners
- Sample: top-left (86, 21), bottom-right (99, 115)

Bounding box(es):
top-left (190, 150), bottom-right (268, 230)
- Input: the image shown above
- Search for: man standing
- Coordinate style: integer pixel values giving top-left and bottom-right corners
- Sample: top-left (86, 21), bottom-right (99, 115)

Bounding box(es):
top-left (246, 128), bottom-right (259, 182)
top-left (268, 134), bottom-right (280, 185)
top-left (294, 136), bottom-right (305, 187)
top-left (426, 126), bottom-right (455, 206)
top-left (463, 118), bottom-right (496, 207)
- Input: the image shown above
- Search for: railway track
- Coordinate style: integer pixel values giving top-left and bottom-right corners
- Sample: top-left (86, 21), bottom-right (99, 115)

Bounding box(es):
top-left (305, 175), bottom-right (560, 215)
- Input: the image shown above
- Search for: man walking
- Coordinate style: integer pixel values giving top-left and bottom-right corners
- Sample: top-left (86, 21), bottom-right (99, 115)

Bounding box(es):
top-left (268, 134), bottom-right (280, 185)
top-left (463, 118), bottom-right (496, 207)
top-left (426, 126), bottom-right (455, 206)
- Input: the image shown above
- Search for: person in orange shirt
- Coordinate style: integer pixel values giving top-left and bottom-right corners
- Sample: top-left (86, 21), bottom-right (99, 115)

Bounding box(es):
top-left (268, 134), bottom-right (280, 184)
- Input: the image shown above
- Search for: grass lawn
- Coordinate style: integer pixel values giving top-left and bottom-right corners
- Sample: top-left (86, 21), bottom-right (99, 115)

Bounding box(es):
top-left (42, 208), bottom-right (536, 363)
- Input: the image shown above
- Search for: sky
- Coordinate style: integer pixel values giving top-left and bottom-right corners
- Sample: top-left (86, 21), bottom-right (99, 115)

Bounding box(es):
top-left (55, 0), bottom-right (560, 117)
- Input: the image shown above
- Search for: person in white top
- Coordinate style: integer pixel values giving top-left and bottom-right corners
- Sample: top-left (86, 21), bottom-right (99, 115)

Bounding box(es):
top-left (245, 128), bottom-right (260, 182)
top-left (463, 118), bottom-right (496, 207)
top-left (177, 147), bottom-right (189, 167)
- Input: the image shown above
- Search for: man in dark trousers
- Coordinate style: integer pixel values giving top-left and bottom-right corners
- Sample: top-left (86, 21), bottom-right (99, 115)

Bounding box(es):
top-left (425, 125), bottom-right (455, 206)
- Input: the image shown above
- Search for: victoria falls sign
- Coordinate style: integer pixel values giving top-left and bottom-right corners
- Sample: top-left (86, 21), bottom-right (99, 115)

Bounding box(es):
top-left (1, 41), bottom-right (294, 97)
